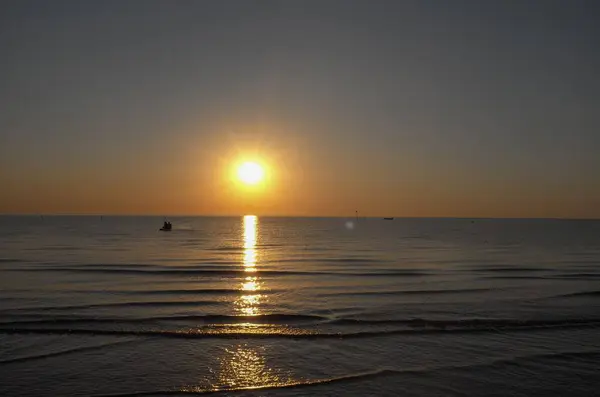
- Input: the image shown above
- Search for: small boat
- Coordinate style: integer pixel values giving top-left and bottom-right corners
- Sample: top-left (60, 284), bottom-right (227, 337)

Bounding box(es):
top-left (160, 221), bottom-right (172, 231)
top-left (383, 217), bottom-right (394, 220)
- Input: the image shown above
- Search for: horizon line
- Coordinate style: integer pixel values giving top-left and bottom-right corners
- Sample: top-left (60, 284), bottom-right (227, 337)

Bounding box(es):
top-left (1, 213), bottom-right (598, 221)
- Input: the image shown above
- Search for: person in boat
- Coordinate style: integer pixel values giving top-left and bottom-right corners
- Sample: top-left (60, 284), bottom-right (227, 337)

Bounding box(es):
top-left (163, 221), bottom-right (170, 230)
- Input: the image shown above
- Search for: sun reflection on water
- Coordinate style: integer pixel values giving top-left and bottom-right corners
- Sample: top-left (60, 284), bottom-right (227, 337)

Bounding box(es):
top-left (205, 343), bottom-right (294, 391)
top-left (185, 215), bottom-right (298, 392)
top-left (243, 215), bottom-right (257, 272)
top-left (181, 342), bottom-right (296, 393)
top-left (242, 276), bottom-right (259, 291)
top-left (236, 276), bottom-right (263, 316)
top-left (236, 215), bottom-right (263, 316)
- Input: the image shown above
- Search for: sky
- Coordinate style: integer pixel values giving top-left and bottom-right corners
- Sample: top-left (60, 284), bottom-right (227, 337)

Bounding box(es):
top-left (1, 0), bottom-right (599, 218)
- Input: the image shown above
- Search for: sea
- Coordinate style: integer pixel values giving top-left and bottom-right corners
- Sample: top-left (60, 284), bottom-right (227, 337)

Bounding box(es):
top-left (1, 216), bottom-right (599, 396)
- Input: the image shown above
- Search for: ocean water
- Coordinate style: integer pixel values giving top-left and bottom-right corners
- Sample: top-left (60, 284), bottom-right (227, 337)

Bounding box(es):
top-left (1, 216), bottom-right (599, 396)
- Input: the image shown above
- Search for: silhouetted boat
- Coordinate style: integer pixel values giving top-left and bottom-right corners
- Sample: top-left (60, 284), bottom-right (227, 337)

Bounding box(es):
top-left (383, 217), bottom-right (394, 220)
top-left (160, 221), bottom-right (172, 231)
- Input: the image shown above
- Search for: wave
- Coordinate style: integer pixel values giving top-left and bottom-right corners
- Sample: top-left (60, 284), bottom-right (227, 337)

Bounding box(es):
top-left (207, 247), bottom-right (245, 252)
top-left (485, 273), bottom-right (600, 281)
top-left (31, 262), bottom-right (241, 269)
top-left (26, 246), bottom-right (84, 251)
top-left (0, 313), bottom-right (327, 327)
top-left (5, 288), bottom-right (268, 296)
top-left (0, 339), bottom-right (138, 364)
top-left (313, 258), bottom-right (389, 264)
top-left (125, 288), bottom-right (268, 296)
top-left (6, 268), bottom-right (309, 276)
top-left (0, 318), bottom-right (159, 327)
top-left (0, 258), bottom-right (25, 263)
top-left (301, 247), bottom-right (333, 252)
top-left (6, 267), bottom-right (429, 277)
top-left (482, 275), bottom-right (547, 280)
top-left (159, 313), bottom-right (324, 323)
top-left (4, 312), bottom-right (600, 330)
top-left (466, 267), bottom-right (549, 273)
top-left (273, 257), bottom-right (390, 264)
top-left (61, 263), bottom-right (169, 269)
top-left (555, 290), bottom-right (600, 298)
top-left (2, 317), bottom-right (599, 339)
top-left (1, 300), bottom-right (217, 312)
top-left (563, 258), bottom-right (600, 264)
top-left (552, 273), bottom-right (600, 279)
top-left (319, 288), bottom-right (492, 297)
top-left (327, 317), bottom-right (600, 328)
top-left (93, 368), bottom-right (404, 396)
top-left (257, 243), bottom-right (284, 248)
top-left (69, 349), bottom-right (600, 396)
top-left (342, 271), bottom-right (428, 276)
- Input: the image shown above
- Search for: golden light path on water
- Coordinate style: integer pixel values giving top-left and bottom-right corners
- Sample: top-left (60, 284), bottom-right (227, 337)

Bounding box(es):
top-left (213, 343), bottom-right (290, 390)
top-left (189, 215), bottom-right (296, 391)
top-left (235, 215), bottom-right (262, 316)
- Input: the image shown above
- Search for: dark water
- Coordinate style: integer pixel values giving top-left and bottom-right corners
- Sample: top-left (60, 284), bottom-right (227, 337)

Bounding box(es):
top-left (1, 216), bottom-right (599, 396)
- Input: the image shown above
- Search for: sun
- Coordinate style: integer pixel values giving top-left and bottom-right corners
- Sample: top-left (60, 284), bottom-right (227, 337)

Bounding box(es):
top-left (237, 161), bottom-right (265, 185)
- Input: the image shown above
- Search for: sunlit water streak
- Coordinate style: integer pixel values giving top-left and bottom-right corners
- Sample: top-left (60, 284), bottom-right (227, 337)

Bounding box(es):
top-left (235, 215), bottom-right (264, 317)
top-left (211, 343), bottom-right (295, 391)
top-left (219, 215), bottom-right (283, 390)
top-left (1, 216), bottom-right (600, 396)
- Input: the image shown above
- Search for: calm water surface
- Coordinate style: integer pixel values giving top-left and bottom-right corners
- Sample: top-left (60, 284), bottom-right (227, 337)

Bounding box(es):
top-left (1, 216), bottom-right (599, 396)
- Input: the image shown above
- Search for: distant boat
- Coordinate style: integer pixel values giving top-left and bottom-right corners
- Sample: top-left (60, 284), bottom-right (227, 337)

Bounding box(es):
top-left (160, 221), bottom-right (172, 231)
top-left (383, 217), bottom-right (394, 220)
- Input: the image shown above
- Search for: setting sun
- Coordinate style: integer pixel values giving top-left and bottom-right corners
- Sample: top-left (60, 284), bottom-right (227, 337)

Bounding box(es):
top-left (237, 162), bottom-right (264, 185)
